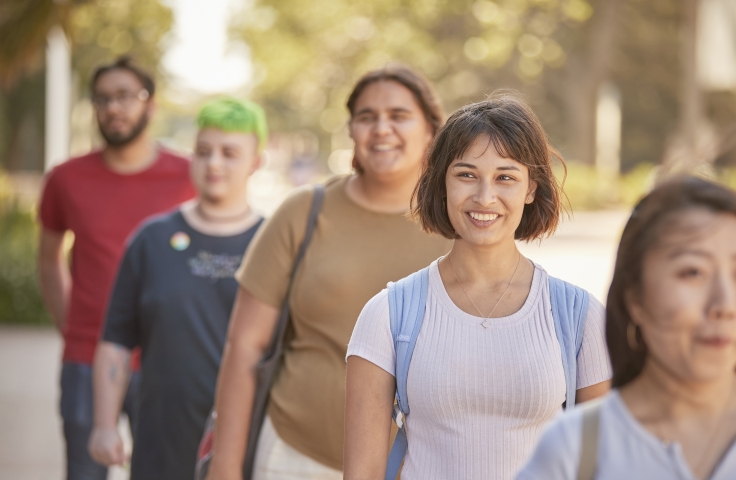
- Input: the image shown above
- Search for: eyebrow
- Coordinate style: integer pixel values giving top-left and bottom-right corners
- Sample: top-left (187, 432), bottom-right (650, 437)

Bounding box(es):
top-left (450, 163), bottom-right (521, 171)
top-left (354, 107), bottom-right (413, 116)
top-left (666, 248), bottom-right (712, 260)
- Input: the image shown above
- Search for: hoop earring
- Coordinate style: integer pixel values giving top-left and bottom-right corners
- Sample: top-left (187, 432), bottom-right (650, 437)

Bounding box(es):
top-left (627, 322), bottom-right (641, 351)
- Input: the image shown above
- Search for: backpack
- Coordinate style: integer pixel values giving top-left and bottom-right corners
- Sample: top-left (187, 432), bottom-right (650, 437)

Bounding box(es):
top-left (384, 265), bottom-right (590, 480)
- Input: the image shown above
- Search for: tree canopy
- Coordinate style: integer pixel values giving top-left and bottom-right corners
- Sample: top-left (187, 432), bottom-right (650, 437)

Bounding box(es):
top-left (0, 0), bottom-right (174, 171)
top-left (0, 0), bottom-right (172, 89)
top-left (232, 0), bottom-right (598, 132)
top-left (231, 0), bottom-right (735, 170)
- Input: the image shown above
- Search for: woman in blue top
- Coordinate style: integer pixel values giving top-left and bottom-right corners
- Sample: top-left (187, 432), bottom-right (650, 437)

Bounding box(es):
top-left (518, 176), bottom-right (736, 480)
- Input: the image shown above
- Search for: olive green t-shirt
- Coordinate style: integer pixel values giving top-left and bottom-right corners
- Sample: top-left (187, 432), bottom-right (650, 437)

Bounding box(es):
top-left (235, 175), bottom-right (452, 470)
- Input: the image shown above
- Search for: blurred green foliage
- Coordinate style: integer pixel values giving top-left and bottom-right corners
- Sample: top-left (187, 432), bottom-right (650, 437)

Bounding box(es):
top-left (0, 0), bottom-right (172, 86)
top-left (68, 0), bottom-right (174, 92)
top-left (0, 0), bottom-right (80, 86)
top-left (0, 172), bottom-right (50, 325)
top-left (233, 0), bottom-right (735, 172)
top-left (560, 162), bottom-right (655, 210)
top-left (232, 0), bottom-right (603, 152)
top-left (0, 0), bottom-right (174, 171)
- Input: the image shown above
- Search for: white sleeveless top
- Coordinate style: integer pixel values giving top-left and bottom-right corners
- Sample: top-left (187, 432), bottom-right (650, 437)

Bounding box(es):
top-left (347, 260), bottom-right (611, 480)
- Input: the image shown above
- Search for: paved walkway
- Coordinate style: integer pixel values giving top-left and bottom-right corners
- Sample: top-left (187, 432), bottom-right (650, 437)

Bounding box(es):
top-left (0, 328), bottom-right (130, 480)
top-left (0, 209), bottom-right (630, 480)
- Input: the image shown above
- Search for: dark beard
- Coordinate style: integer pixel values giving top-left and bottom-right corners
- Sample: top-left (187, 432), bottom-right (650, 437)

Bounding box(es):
top-left (99, 112), bottom-right (149, 147)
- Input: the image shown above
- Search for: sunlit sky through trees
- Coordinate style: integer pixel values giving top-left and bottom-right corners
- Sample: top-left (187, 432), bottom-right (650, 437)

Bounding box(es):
top-left (164, 0), bottom-right (251, 93)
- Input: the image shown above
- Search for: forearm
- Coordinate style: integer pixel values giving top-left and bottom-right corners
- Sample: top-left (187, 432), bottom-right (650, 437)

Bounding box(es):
top-left (92, 342), bottom-right (132, 428)
top-left (38, 258), bottom-right (71, 330)
top-left (207, 287), bottom-right (281, 479)
top-left (209, 339), bottom-right (260, 474)
top-left (344, 356), bottom-right (396, 480)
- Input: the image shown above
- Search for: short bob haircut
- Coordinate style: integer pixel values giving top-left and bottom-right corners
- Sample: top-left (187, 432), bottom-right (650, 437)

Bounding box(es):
top-left (196, 97), bottom-right (269, 152)
top-left (412, 91), bottom-right (564, 241)
top-left (607, 176), bottom-right (736, 388)
top-left (347, 64), bottom-right (444, 174)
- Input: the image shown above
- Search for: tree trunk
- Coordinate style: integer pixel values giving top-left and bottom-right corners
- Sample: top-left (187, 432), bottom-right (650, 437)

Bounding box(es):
top-left (565, 79), bottom-right (597, 164)
top-left (662, 0), bottom-right (713, 173)
top-left (564, 0), bottom-right (623, 165)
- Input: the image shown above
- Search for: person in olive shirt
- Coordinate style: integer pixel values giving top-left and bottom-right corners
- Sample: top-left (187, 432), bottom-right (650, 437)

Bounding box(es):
top-left (88, 98), bottom-right (268, 480)
top-left (207, 65), bottom-right (453, 480)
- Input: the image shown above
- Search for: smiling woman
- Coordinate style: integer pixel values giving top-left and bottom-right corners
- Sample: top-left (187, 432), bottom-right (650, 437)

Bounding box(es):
top-left (205, 65), bottom-right (452, 480)
top-left (518, 177), bottom-right (736, 480)
top-left (344, 65), bottom-right (444, 213)
top-left (413, 92), bottom-right (563, 242)
top-left (344, 92), bottom-right (611, 480)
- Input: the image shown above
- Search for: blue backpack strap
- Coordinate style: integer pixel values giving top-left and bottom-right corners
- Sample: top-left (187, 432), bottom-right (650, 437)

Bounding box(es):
top-left (548, 276), bottom-right (589, 411)
top-left (385, 266), bottom-right (430, 480)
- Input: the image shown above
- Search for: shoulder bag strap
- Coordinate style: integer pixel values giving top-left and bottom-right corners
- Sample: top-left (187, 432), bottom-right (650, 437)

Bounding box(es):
top-left (577, 400), bottom-right (603, 480)
top-left (269, 184), bottom-right (325, 350)
top-left (290, 185), bottom-right (325, 283)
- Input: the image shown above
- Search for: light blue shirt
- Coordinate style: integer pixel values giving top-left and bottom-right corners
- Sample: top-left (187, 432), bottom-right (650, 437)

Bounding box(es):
top-left (517, 390), bottom-right (736, 480)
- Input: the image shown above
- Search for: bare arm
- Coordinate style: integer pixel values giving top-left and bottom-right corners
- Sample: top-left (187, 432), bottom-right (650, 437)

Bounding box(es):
top-left (88, 341), bottom-right (130, 467)
top-left (37, 228), bottom-right (71, 331)
top-left (206, 287), bottom-right (280, 480)
top-left (88, 341), bottom-right (132, 466)
top-left (344, 356), bottom-right (396, 480)
top-left (576, 380), bottom-right (610, 404)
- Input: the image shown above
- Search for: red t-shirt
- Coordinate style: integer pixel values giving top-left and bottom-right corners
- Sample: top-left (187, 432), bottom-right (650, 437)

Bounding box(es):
top-left (39, 148), bottom-right (196, 365)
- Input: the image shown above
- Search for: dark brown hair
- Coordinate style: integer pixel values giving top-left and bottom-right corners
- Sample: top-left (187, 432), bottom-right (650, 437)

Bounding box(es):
top-left (91, 56), bottom-right (155, 97)
top-left (412, 91), bottom-right (564, 241)
top-left (607, 176), bottom-right (736, 387)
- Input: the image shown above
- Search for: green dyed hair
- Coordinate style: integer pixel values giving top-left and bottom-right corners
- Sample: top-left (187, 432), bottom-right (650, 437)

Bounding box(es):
top-left (196, 97), bottom-right (268, 151)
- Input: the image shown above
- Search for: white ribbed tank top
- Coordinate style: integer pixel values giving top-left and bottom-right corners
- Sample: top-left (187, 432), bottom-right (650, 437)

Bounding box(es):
top-left (347, 259), bottom-right (610, 480)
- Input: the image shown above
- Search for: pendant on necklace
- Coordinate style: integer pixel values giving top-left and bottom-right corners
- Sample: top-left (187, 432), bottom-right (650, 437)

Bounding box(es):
top-left (481, 319), bottom-right (491, 329)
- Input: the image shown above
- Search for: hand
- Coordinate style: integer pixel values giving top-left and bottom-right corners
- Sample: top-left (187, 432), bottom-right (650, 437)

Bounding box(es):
top-left (88, 426), bottom-right (125, 466)
top-left (54, 317), bottom-right (67, 334)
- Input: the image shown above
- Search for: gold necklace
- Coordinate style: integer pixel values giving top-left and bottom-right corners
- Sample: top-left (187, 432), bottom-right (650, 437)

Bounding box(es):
top-left (447, 252), bottom-right (522, 328)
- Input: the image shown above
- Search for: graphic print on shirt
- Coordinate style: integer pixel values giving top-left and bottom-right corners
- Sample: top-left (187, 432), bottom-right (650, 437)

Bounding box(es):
top-left (188, 250), bottom-right (243, 280)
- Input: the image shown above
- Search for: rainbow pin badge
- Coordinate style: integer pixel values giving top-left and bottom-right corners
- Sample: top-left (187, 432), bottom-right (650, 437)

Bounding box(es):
top-left (170, 232), bottom-right (190, 251)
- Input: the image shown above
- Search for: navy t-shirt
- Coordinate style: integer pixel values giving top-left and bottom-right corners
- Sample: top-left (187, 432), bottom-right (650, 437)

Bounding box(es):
top-left (103, 209), bottom-right (262, 480)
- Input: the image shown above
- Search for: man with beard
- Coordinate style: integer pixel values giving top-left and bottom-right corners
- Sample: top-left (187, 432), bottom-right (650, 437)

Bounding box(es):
top-left (37, 56), bottom-right (195, 480)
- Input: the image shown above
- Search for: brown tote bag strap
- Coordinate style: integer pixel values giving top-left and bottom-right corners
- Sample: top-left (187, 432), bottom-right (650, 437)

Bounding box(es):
top-left (241, 184), bottom-right (325, 479)
top-left (268, 184), bottom-right (326, 349)
top-left (577, 400), bottom-right (603, 480)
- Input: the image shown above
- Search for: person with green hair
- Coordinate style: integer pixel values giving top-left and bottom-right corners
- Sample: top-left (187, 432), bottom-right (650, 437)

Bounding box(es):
top-left (88, 97), bottom-right (267, 480)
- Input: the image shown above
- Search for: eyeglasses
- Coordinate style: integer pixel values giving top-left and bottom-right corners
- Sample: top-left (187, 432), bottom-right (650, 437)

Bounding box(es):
top-left (92, 89), bottom-right (150, 109)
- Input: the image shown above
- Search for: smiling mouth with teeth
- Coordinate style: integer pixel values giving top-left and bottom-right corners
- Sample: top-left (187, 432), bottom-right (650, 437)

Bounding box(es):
top-left (372, 144), bottom-right (399, 151)
top-left (468, 212), bottom-right (499, 222)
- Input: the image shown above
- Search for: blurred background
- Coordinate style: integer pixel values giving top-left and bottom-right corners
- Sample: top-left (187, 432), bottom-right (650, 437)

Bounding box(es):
top-left (0, 0), bottom-right (735, 478)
